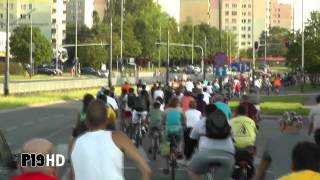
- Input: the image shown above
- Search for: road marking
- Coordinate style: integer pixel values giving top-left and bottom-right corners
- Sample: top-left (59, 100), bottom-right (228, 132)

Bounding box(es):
top-left (5, 126), bottom-right (17, 132)
top-left (138, 146), bottom-right (150, 162)
top-left (45, 125), bottom-right (73, 139)
top-left (38, 116), bottom-right (49, 122)
top-left (23, 121), bottom-right (34, 127)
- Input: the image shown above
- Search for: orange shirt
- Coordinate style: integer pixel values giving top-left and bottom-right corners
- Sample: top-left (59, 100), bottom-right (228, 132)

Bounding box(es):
top-left (181, 96), bottom-right (195, 112)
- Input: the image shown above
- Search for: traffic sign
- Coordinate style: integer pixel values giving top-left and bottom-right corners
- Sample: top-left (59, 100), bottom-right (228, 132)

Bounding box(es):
top-left (231, 62), bottom-right (251, 72)
top-left (214, 52), bottom-right (228, 67)
top-left (215, 66), bottom-right (227, 77)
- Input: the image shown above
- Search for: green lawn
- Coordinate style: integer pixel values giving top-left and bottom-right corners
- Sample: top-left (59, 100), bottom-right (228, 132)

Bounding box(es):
top-left (269, 66), bottom-right (289, 73)
top-left (285, 84), bottom-right (320, 93)
top-left (0, 73), bottom-right (96, 81)
top-left (229, 96), bottom-right (310, 115)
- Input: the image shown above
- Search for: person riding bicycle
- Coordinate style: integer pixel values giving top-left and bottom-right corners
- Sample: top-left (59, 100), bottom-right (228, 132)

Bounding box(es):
top-left (163, 97), bottom-right (186, 174)
top-left (230, 104), bottom-right (258, 179)
top-left (131, 92), bottom-right (149, 140)
top-left (188, 104), bottom-right (235, 180)
top-left (148, 102), bottom-right (164, 153)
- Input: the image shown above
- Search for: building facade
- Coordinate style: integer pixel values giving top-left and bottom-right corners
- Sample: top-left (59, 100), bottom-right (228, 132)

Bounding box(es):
top-left (66, 0), bottom-right (94, 29)
top-left (180, 0), bottom-right (214, 26)
top-left (267, 0), bottom-right (292, 30)
top-left (0, 0), bottom-right (67, 51)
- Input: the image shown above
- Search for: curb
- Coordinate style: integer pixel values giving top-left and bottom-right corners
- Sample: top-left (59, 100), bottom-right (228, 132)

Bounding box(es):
top-left (0, 100), bottom-right (80, 114)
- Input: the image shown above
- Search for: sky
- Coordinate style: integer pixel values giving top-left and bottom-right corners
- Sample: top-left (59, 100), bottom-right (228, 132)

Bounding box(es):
top-left (278, 0), bottom-right (320, 30)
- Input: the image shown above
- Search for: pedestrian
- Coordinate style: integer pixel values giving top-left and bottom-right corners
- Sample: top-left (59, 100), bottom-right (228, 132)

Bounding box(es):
top-left (11, 139), bottom-right (59, 180)
top-left (255, 112), bottom-right (313, 180)
top-left (184, 101), bottom-right (201, 161)
top-left (202, 87), bottom-right (211, 105)
top-left (70, 100), bottom-right (151, 180)
top-left (278, 142), bottom-right (320, 180)
top-left (308, 95), bottom-right (320, 146)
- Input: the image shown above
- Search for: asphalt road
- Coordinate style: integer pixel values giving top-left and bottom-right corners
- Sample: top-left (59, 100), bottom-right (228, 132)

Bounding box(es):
top-left (0, 101), bottom-right (312, 180)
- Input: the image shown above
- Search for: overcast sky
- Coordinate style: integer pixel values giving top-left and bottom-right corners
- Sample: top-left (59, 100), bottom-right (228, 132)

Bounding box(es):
top-left (278, 0), bottom-right (320, 30)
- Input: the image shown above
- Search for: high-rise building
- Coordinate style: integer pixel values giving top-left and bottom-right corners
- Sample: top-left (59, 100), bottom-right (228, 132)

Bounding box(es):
top-left (180, 0), bottom-right (213, 25)
top-left (267, 0), bottom-right (292, 30)
top-left (93, 0), bottom-right (107, 21)
top-left (0, 0), bottom-right (67, 50)
top-left (66, 0), bottom-right (94, 29)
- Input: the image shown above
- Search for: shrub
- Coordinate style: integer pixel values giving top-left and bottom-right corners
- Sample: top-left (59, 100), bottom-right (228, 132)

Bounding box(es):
top-left (0, 62), bottom-right (25, 75)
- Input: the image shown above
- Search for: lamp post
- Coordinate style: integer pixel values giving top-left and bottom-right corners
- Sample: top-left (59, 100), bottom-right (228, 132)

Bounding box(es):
top-left (120, 0), bottom-right (123, 71)
top-left (4, 0), bottom-right (9, 95)
top-left (108, 0), bottom-right (113, 87)
top-left (301, 0), bottom-right (305, 93)
top-left (75, 0), bottom-right (78, 76)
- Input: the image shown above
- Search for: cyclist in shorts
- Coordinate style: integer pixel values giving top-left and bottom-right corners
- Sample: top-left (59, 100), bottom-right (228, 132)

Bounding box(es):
top-left (163, 97), bottom-right (186, 174)
top-left (148, 102), bottom-right (163, 153)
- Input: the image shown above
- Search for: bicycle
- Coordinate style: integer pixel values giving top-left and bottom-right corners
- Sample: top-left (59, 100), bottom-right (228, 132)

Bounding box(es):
top-left (168, 135), bottom-right (178, 180)
top-left (204, 156), bottom-right (230, 180)
top-left (133, 112), bottom-right (147, 147)
top-left (150, 128), bottom-right (161, 160)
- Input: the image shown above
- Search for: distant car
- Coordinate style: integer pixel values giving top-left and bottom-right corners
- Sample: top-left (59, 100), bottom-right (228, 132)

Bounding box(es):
top-left (170, 66), bottom-right (180, 73)
top-left (80, 67), bottom-right (99, 76)
top-left (194, 66), bottom-right (201, 74)
top-left (184, 65), bottom-right (195, 74)
top-left (36, 65), bottom-right (62, 76)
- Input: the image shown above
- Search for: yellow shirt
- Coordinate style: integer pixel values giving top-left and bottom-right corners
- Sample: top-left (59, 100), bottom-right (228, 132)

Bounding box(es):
top-left (106, 107), bottom-right (117, 125)
top-left (230, 116), bottom-right (257, 149)
top-left (278, 170), bottom-right (320, 180)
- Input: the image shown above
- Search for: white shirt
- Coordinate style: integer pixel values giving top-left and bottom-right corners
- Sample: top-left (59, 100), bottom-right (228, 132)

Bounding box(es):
top-left (153, 89), bottom-right (164, 100)
top-left (190, 118), bottom-right (235, 154)
top-left (207, 85), bottom-right (213, 94)
top-left (71, 130), bottom-right (124, 180)
top-left (185, 81), bottom-right (194, 92)
top-left (107, 96), bottom-right (119, 111)
top-left (203, 92), bottom-right (211, 105)
top-left (254, 79), bottom-right (262, 89)
top-left (185, 109), bottom-right (202, 128)
top-left (309, 104), bottom-right (320, 133)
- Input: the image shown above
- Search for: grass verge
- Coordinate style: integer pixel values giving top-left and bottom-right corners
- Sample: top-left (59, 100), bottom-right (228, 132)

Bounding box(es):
top-left (229, 96), bottom-right (310, 116)
top-left (285, 84), bottom-right (320, 93)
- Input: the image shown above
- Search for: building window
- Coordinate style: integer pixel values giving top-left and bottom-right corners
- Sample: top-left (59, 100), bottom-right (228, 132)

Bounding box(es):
top-left (278, 20), bottom-right (280, 23)
top-left (248, 19), bottom-right (251, 23)
top-left (232, 4), bottom-right (237, 8)
top-left (241, 34), bottom-right (246, 38)
top-left (225, 18), bottom-right (229, 23)
top-left (232, 19), bottom-right (237, 23)
top-left (241, 42), bottom-right (246, 46)
top-left (248, 42), bottom-right (251, 45)
top-left (242, 4), bottom-right (246, 8)
top-left (248, 4), bottom-right (252, 8)
top-left (242, 12), bottom-right (246, 16)
top-left (241, 26), bottom-right (246, 31)
top-left (248, 12), bottom-right (251, 16)
top-left (225, 26), bottom-right (229, 30)
top-left (225, 11), bottom-right (229, 16)
top-left (248, 26), bottom-right (251, 31)
top-left (232, 26), bottom-right (237, 30)
top-left (232, 11), bottom-right (237, 16)
top-left (242, 19), bottom-right (246, 23)
top-left (10, 3), bottom-right (14, 9)
top-left (225, 3), bottom-right (229, 8)
top-left (248, 34), bottom-right (251, 38)
top-left (0, 14), bottom-right (2, 19)
top-left (278, 14), bottom-right (280, 18)
top-left (29, 4), bottom-right (32, 9)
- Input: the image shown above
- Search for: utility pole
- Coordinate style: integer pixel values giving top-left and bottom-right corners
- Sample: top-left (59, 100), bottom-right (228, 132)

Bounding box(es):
top-left (192, 24), bottom-right (194, 65)
top-left (109, 0), bottom-right (113, 87)
top-left (75, 0), bottom-right (78, 76)
top-left (159, 24), bottom-right (161, 69)
top-left (166, 30), bottom-right (169, 83)
top-left (4, 0), bottom-right (9, 95)
top-left (301, 0), bottom-right (305, 93)
top-left (120, 0), bottom-right (123, 70)
top-left (264, 0), bottom-right (268, 66)
top-left (30, 13), bottom-right (33, 77)
top-left (204, 35), bottom-right (207, 80)
top-left (218, 0), bottom-right (222, 49)
top-left (252, 0), bottom-right (255, 69)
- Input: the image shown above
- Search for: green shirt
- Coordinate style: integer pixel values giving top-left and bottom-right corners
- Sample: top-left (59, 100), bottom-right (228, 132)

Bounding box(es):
top-left (230, 115), bottom-right (257, 149)
top-left (149, 109), bottom-right (162, 128)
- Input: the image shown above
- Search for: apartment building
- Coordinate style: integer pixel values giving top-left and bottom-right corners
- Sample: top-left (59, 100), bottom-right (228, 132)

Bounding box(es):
top-left (180, 0), bottom-right (214, 25)
top-left (0, 0), bottom-right (67, 50)
top-left (267, 0), bottom-right (292, 30)
top-left (66, 0), bottom-right (94, 29)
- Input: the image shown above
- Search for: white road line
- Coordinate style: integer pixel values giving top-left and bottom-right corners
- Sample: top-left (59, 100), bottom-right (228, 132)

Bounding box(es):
top-left (45, 125), bottom-right (73, 139)
top-left (38, 116), bottom-right (49, 122)
top-left (23, 121), bottom-right (34, 127)
top-left (138, 146), bottom-right (150, 162)
top-left (5, 126), bottom-right (17, 132)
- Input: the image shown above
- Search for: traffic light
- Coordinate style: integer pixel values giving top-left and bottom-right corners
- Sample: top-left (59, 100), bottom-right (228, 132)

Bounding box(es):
top-left (254, 41), bottom-right (259, 49)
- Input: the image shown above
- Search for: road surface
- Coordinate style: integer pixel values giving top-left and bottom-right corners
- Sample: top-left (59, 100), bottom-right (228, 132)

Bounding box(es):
top-left (0, 101), bottom-right (312, 179)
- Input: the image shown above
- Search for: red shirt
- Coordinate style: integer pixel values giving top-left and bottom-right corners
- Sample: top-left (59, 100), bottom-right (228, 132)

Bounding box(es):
top-left (181, 96), bottom-right (194, 112)
top-left (11, 173), bottom-right (59, 180)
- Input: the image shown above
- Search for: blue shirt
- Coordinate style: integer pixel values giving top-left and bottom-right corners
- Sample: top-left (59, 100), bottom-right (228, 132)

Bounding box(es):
top-left (215, 101), bottom-right (232, 120)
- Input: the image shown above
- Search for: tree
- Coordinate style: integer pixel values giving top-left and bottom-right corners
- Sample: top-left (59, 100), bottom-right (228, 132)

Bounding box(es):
top-left (10, 26), bottom-right (53, 65)
top-left (258, 26), bottom-right (290, 58)
top-left (78, 37), bottom-right (107, 69)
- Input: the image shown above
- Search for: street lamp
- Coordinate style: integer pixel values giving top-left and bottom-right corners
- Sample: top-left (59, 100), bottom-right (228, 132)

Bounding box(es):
top-left (4, 0), bottom-right (9, 95)
top-left (75, 0), bottom-right (78, 76)
top-left (301, 0), bottom-right (305, 93)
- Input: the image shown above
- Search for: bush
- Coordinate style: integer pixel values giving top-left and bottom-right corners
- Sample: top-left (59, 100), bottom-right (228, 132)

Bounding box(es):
top-left (0, 62), bottom-right (25, 75)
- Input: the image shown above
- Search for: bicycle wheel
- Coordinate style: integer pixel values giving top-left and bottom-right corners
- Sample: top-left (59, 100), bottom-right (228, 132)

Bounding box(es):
top-left (238, 167), bottom-right (248, 180)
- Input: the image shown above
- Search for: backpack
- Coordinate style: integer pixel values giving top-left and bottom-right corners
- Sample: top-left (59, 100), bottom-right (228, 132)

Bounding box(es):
top-left (206, 109), bottom-right (231, 139)
top-left (134, 96), bottom-right (147, 112)
top-left (127, 93), bottom-right (136, 109)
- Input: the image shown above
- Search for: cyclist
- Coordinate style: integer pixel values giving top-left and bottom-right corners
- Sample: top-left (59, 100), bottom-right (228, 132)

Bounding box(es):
top-left (131, 92), bottom-right (148, 141)
top-left (230, 104), bottom-right (258, 179)
top-left (147, 102), bottom-right (163, 153)
top-left (163, 97), bottom-right (186, 174)
top-left (189, 104), bottom-right (235, 180)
